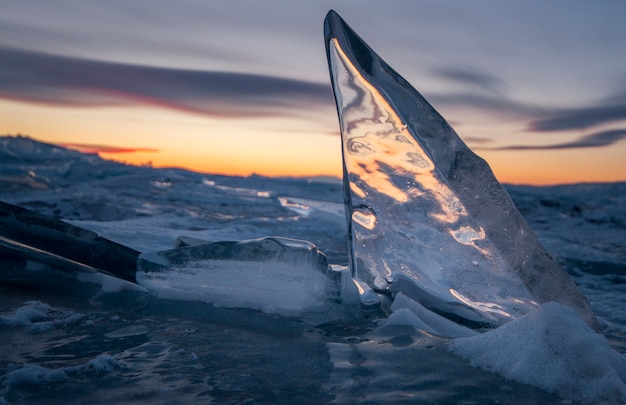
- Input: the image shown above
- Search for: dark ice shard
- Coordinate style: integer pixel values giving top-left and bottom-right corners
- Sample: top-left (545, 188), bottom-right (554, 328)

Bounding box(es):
top-left (324, 10), bottom-right (597, 328)
top-left (0, 201), bottom-right (138, 282)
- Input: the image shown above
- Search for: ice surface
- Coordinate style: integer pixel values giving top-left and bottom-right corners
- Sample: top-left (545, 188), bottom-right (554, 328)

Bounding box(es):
top-left (324, 10), bottom-right (597, 329)
top-left (448, 302), bottom-right (626, 403)
top-left (137, 236), bottom-right (359, 321)
top-left (1, 134), bottom-right (625, 404)
top-left (506, 183), bottom-right (626, 272)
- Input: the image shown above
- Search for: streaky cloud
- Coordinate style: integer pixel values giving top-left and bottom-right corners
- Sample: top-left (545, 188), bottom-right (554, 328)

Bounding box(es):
top-left (434, 67), bottom-right (508, 96)
top-left (485, 128), bottom-right (626, 151)
top-left (434, 66), bottom-right (626, 136)
top-left (428, 92), bottom-right (538, 117)
top-left (58, 143), bottom-right (158, 155)
top-left (426, 89), bottom-right (626, 136)
top-left (529, 105), bottom-right (626, 131)
top-left (0, 47), bottom-right (332, 118)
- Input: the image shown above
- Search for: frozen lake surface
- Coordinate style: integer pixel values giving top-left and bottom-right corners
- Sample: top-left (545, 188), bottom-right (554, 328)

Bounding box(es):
top-left (1, 136), bottom-right (626, 403)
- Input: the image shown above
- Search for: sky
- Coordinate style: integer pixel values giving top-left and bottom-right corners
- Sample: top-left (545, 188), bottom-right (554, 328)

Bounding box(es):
top-left (1, 1), bottom-right (626, 185)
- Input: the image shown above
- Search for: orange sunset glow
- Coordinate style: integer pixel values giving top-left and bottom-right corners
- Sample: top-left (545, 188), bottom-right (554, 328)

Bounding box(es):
top-left (3, 94), bottom-right (624, 185)
top-left (1, 3), bottom-right (625, 185)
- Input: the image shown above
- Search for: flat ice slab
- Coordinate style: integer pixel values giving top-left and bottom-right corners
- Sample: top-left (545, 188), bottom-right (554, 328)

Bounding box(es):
top-left (137, 236), bottom-right (357, 320)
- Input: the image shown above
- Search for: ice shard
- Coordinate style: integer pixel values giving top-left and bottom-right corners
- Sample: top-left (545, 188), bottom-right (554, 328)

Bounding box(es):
top-left (324, 10), bottom-right (597, 328)
top-left (0, 201), bottom-right (138, 282)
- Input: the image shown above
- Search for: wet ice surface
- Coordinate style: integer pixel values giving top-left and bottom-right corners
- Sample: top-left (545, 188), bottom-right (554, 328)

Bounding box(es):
top-left (0, 295), bottom-right (566, 404)
top-left (1, 135), bottom-right (625, 403)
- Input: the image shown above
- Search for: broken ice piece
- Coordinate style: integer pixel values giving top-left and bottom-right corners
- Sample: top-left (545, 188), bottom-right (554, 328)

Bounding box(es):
top-left (0, 200), bottom-right (138, 282)
top-left (324, 10), bottom-right (597, 329)
top-left (137, 236), bottom-right (358, 320)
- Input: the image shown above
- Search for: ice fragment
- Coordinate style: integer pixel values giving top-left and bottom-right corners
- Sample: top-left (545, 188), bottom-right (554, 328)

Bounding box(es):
top-left (324, 10), bottom-right (597, 329)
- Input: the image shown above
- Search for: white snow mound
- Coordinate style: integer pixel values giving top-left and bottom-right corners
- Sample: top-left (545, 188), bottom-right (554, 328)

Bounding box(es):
top-left (448, 301), bottom-right (626, 403)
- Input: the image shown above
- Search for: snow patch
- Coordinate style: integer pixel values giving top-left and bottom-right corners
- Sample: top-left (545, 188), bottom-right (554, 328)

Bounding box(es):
top-left (0, 301), bottom-right (83, 332)
top-left (448, 302), bottom-right (626, 403)
top-left (4, 355), bottom-right (121, 387)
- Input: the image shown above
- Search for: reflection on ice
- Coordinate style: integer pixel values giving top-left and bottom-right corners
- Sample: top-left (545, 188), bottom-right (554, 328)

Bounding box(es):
top-left (324, 11), bottom-right (596, 329)
top-left (202, 178), bottom-right (271, 198)
top-left (280, 196), bottom-right (345, 218)
top-left (278, 196), bottom-right (311, 217)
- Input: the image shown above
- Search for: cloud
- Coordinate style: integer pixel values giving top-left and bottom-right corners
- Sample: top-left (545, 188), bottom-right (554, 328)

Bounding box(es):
top-left (527, 84), bottom-right (626, 131)
top-left (529, 105), bottom-right (626, 131)
top-left (0, 47), bottom-right (333, 118)
top-left (428, 67), bottom-right (540, 118)
top-left (434, 67), bottom-right (508, 96)
top-left (58, 143), bottom-right (158, 154)
top-left (428, 85), bottom-right (626, 136)
top-left (433, 66), bottom-right (626, 138)
top-left (485, 128), bottom-right (626, 151)
top-left (428, 92), bottom-right (536, 118)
